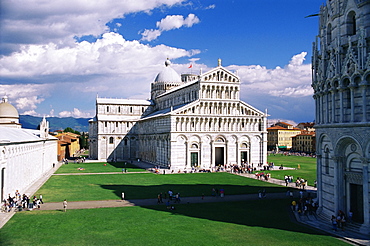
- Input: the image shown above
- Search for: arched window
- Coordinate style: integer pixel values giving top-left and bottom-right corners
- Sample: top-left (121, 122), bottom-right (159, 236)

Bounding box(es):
top-left (107, 106), bottom-right (109, 112)
top-left (241, 143), bottom-right (248, 148)
top-left (327, 23), bottom-right (332, 44)
top-left (347, 11), bottom-right (356, 36)
top-left (215, 137), bottom-right (225, 142)
top-left (109, 137), bottom-right (114, 144)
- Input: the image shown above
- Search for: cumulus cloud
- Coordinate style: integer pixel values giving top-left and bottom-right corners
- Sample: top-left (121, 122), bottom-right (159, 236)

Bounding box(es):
top-left (141, 14), bottom-right (200, 41)
top-left (0, 0), bottom-right (185, 54)
top-left (225, 52), bottom-right (314, 121)
top-left (59, 108), bottom-right (92, 118)
top-left (0, 84), bottom-right (52, 114)
top-left (227, 52), bottom-right (312, 98)
top-left (0, 32), bottom-right (198, 78)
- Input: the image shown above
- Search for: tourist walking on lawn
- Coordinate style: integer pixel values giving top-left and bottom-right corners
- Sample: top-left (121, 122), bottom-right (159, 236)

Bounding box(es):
top-left (63, 199), bottom-right (67, 212)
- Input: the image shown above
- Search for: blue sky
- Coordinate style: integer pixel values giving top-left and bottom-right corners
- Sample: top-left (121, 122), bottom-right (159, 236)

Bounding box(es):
top-left (0, 0), bottom-right (326, 125)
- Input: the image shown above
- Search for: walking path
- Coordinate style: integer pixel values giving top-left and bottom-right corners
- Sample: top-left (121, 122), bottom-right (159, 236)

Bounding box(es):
top-left (1, 160), bottom-right (369, 245)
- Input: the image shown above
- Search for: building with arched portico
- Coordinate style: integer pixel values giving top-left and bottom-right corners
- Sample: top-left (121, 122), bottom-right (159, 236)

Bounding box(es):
top-left (0, 96), bottom-right (57, 201)
top-left (89, 59), bottom-right (268, 170)
top-left (312, 0), bottom-right (370, 233)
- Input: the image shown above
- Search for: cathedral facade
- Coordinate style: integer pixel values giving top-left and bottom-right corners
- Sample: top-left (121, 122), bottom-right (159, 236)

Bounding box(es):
top-left (89, 59), bottom-right (268, 170)
top-left (312, 0), bottom-right (370, 232)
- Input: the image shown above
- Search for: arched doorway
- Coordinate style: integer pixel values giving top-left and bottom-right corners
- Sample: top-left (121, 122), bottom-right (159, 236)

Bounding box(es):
top-left (214, 137), bottom-right (226, 166)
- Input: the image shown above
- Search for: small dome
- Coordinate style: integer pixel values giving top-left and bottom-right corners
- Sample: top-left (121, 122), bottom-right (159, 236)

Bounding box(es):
top-left (154, 59), bottom-right (182, 83)
top-left (0, 96), bottom-right (19, 120)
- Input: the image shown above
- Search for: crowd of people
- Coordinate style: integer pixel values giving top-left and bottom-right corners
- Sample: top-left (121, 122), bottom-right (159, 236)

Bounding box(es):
top-left (291, 193), bottom-right (318, 216)
top-left (1, 191), bottom-right (43, 213)
top-left (331, 210), bottom-right (351, 231)
top-left (270, 151), bottom-right (316, 158)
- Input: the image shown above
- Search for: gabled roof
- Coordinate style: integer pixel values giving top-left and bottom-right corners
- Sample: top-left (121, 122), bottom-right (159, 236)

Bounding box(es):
top-left (200, 66), bottom-right (240, 83)
top-left (267, 126), bottom-right (301, 130)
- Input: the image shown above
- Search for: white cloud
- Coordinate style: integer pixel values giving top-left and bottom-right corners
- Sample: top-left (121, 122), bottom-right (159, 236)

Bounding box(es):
top-left (1, 0), bottom-right (185, 54)
top-left (141, 14), bottom-right (200, 41)
top-left (205, 4), bottom-right (216, 9)
top-left (0, 84), bottom-right (52, 114)
top-left (58, 108), bottom-right (92, 118)
top-left (140, 29), bottom-right (162, 42)
top-left (0, 32), bottom-right (198, 78)
top-left (227, 52), bottom-right (312, 98)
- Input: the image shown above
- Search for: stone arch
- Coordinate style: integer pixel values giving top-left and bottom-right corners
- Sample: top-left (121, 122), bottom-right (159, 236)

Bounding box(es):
top-left (346, 10), bottom-right (357, 36)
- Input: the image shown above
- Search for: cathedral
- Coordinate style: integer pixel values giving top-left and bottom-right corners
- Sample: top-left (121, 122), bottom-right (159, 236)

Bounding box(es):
top-left (312, 0), bottom-right (370, 232)
top-left (89, 59), bottom-right (268, 171)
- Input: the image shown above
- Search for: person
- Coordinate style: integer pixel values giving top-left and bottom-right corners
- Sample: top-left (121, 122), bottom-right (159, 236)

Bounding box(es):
top-left (63, 199), bottom-right (67, 212)
top-left (348, 210), bottom-right (353, 223)
top-left (121, 192), bottom-right (125, 200)
top-left (39, 194), bottom-right (44, 204)
top-left (331, 215), bottom-right (337, 231)
top-left (291, 200), bottom-right (296, 211)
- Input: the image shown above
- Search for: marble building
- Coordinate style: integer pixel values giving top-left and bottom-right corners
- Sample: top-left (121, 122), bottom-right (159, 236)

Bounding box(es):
top-left (0, 96), bottom-right (57, 201)
top-left (89, 59), bottom-right (268, 170)
top-left (312, 0), bottom-right (370, 232)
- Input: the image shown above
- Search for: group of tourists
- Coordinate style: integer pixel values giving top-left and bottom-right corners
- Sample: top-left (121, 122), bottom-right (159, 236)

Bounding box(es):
top-left (284, 175), bottom-right (309, 189)
top-left (291, 194), bottom-right (318, 216)
top-left (157, 190), bottom-right (181, 205)
top-left (331, 210), bottom-right (351, 231)
top-left (1, 191), bottom-right (43, 213)
top-left (255, 172), bottom-right (271, 181)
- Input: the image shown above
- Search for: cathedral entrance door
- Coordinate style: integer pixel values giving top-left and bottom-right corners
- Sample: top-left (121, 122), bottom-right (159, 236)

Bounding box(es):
top-left (191, 152), bottom-right (198, 167)
top-left (241, 151), bottom-right (249, 164)
top-left (1, 168), bottom-right (4, 202)
top-left (350, 183), bottom-right (364, 223)
top-left (215, 147), bottom-right (224, 166)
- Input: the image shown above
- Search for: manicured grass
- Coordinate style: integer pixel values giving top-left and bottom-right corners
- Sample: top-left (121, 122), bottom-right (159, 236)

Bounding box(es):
top-left (267, 154), bottom-right (317, 186)
top-left (55, 161), bottom-right (146, 174)
top-left (36, 172), bottom-right (288, 202)
top-left (0, 200), bottom-right (347, 246)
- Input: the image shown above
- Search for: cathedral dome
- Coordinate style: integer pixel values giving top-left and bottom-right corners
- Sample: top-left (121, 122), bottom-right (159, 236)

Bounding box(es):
top-left (0, 96), bottom-right (19, 122)
top-left (154, 59), bottom-right (182, 83)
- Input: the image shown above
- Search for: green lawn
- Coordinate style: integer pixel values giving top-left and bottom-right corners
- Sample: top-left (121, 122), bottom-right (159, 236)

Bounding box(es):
top-left (55, 161), bottom-right (146, 174)
top-left (37, 172), bottom-right (288, 202)
top-left (267, 154), bottom-right (317, 186)
top-left (0, 200), bottom-right (347, 246)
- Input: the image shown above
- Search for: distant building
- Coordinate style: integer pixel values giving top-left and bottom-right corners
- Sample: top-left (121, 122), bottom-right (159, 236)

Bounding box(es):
top-left (89, 59), bottom-right (268, 170)
top-left (292, 131), bottom-right (316, 154)
top-left (0, 96), bottom-right (57, 201)
top-left (55, 132), bottom-right (80, 161)
top-left (312, 0), bottom-right (370, 232)
top-left (296, 122), bottom-right (315, 132)
top-left (267, 122), bottom-right (302, 151)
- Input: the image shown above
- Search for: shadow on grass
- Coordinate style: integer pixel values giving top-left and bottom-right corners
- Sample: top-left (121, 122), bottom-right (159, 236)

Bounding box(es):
top-left (100, 183), bottom-right (294, 200)
top-left (107, 161), bottom-right (145, 171)
top-left (100, 183), bottom-right (321, 236)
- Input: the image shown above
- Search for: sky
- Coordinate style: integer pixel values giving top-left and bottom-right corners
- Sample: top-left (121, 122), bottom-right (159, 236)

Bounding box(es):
top-left (0, 0), bottom-right (327, 125)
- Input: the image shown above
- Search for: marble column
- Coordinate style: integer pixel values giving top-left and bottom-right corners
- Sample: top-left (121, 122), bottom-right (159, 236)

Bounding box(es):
top-left (360, 82), bottom-right (368, 122)
top-left (361, 158), bottom-right (369, 231)
top-left (349, 84), bottom-right (355, 122)
top-left (338, 87), bottom-right (344, 123)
